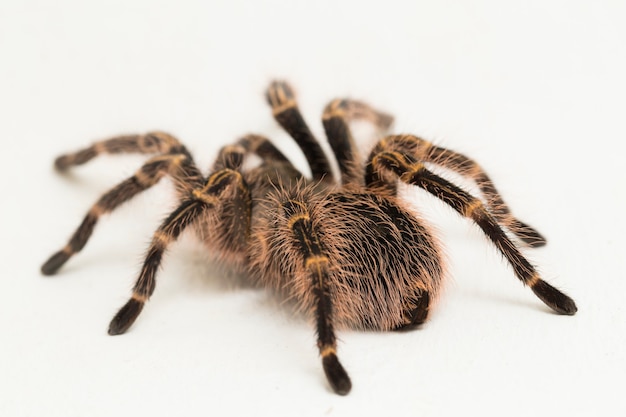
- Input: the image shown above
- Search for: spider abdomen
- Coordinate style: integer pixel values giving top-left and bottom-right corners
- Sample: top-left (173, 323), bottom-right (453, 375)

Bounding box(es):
top-left (248, 186), bottom-right (445, 331)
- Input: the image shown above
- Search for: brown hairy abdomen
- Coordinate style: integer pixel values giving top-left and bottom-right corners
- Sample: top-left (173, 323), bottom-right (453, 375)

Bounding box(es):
top-left (247, 185), bottom-right (445, 331)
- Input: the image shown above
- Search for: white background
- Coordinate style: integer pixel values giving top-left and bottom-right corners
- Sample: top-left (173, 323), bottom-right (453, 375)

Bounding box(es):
top-left (1, 1), bottom-right (625, 416)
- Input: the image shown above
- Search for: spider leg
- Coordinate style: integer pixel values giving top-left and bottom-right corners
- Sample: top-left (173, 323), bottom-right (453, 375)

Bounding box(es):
top-left (282, 200), bottom-right (351, 395)
top-left (41, 152), bottom-right (202, 275)
top-left (424, 143), bottom-right (546, 247)
top-left (322, 98), bottom-right (393, 186)
top-left (368, 147), bottom-right (577, 315)
top-left (213, 134), bottom-right (295, 172)
top-left (368, 135), bottom-right (546, 247)
top-left (235, 134), bottom-right (292, 164)
top-left (54, 131), bottom-right (191, 170)
top-left (266, 81), bottom-right (334, 182)
top-left (393, 291), bottom-right (431, 331)
top-left (108, 167), bottom-right (250, 335)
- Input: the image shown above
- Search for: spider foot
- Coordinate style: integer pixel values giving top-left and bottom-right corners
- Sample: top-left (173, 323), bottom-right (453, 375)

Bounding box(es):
top-left (322, 352), bottom-right (352, 395)
top-left (53, 148), bottom-right (97, 171)
top-left (323, 98), bottom-right (394, 131)
top-left (108, 298), bottom-right (145, 335)
top-left (513, 220), bottom-right (547, 248)
top-left (531, 279), bottom-right (577, 315)
top-left (41, 250), bottom-right (71, 275)
top-left (54, 154), bottom-right (74, 171)
top-left (266, 80), bottom-right (296, 111)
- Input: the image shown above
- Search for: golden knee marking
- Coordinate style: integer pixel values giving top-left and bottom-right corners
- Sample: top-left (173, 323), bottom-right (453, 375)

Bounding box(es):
top-left (164, 154), bottom-right (188, 178)
top-left (192, 189), bottom-right (219, 206)
top-left (305, 255), bottom-right (329, 269)
top-left (206, 169), bottom-right (234, 187)
top-left (320, 346), bottom-right (336, 358)
top-left (399, 162), bottom-right (425, 182)
top-left (527, 272), bottom-right (541, 288)
top-left (142, 153), bottom-right (186, 169)
top-left (322, 109), bottom-right (346, 121)
top-left (287, 213), bottom-right (310, 229)
top-left (131, 292), bottom-right (148, 303)
top-left (464, 199), bottom-right (484, 218)
top-left (89, 204), bottom-right (105, 217)
top-left (151, 153), bottom-right (186, 166)
top-left (271, 100), bottom-right (297, 115)
top-left (206, 170), bottom-right (246, 196)
top-left (62, 244), bottom-right (74, 255)
top-left (170, 154), bottom-right (187, 166)
top-left (94, 142), bottom-right (107, 155)
top-left (153, 230), bottom-right (171, 249)
top-left (322, 99), bottom-right (347, 120)
top-left (134, 169), bottom-right (154, 187)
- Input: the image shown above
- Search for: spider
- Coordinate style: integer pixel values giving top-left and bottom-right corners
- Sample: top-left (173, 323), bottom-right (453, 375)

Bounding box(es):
top-left (42, 81), bottom-right (577, 395)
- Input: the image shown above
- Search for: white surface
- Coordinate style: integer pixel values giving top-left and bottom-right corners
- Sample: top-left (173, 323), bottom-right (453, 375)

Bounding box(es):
top-left (1, 1), bottom-right (625, 416)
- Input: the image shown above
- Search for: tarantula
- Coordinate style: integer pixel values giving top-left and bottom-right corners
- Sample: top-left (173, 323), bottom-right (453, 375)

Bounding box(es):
top-left (42, 81), bottom-right (577, 395)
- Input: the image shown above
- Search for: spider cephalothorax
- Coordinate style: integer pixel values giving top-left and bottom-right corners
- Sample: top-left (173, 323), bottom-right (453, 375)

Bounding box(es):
top-left (42, 81), bottom-right (577, 395)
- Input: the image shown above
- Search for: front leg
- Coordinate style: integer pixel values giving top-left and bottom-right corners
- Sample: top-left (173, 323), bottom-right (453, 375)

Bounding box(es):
top-left (283, 200), bottom-right (352, 395)
top-left (42, 152), bottom-right (202, 276)
top-left (108, 168), bottom-right (251, 335)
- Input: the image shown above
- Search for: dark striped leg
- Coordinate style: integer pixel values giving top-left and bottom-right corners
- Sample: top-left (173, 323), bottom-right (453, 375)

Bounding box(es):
top-left (370, 150), bottom-right (577, 315)
top-left (266, 81), bottom-right (334, 182)
top-left (236, 134), bottom-right (292, 164)
top-left (213, 134), bottom-right (295, 171)
top-left (41, 153), bottom-right (202, 275)
top-left (108, 168), bottom-right (250, 335)
top-left (322, 98), bottom-right (393, 185)
top-left (212, 133), bottom-right (305, 195)
top-left (423, 142), bottom-right (545, 247)
top-left (54, 131), bottom-right (190, 171)
top-left (283, 200), bottom-right (351, 395)
top-left (368, 135), bottom-right (546, 247)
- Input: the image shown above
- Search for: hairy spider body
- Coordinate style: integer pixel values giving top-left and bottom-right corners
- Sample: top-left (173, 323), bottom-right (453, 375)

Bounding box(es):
top-left (42, 81), bottom-right (576, 396)
top-left (248, 184), bottom-right (444, 331)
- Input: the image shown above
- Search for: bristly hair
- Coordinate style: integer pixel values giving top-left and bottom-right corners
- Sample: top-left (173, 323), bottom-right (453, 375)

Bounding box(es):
top-left (41, 81), bottom-right (576, 396)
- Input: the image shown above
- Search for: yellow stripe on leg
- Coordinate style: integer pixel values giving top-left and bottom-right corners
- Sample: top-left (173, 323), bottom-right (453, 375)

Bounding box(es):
top-left (320, 345), bottom-right (337, 358)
